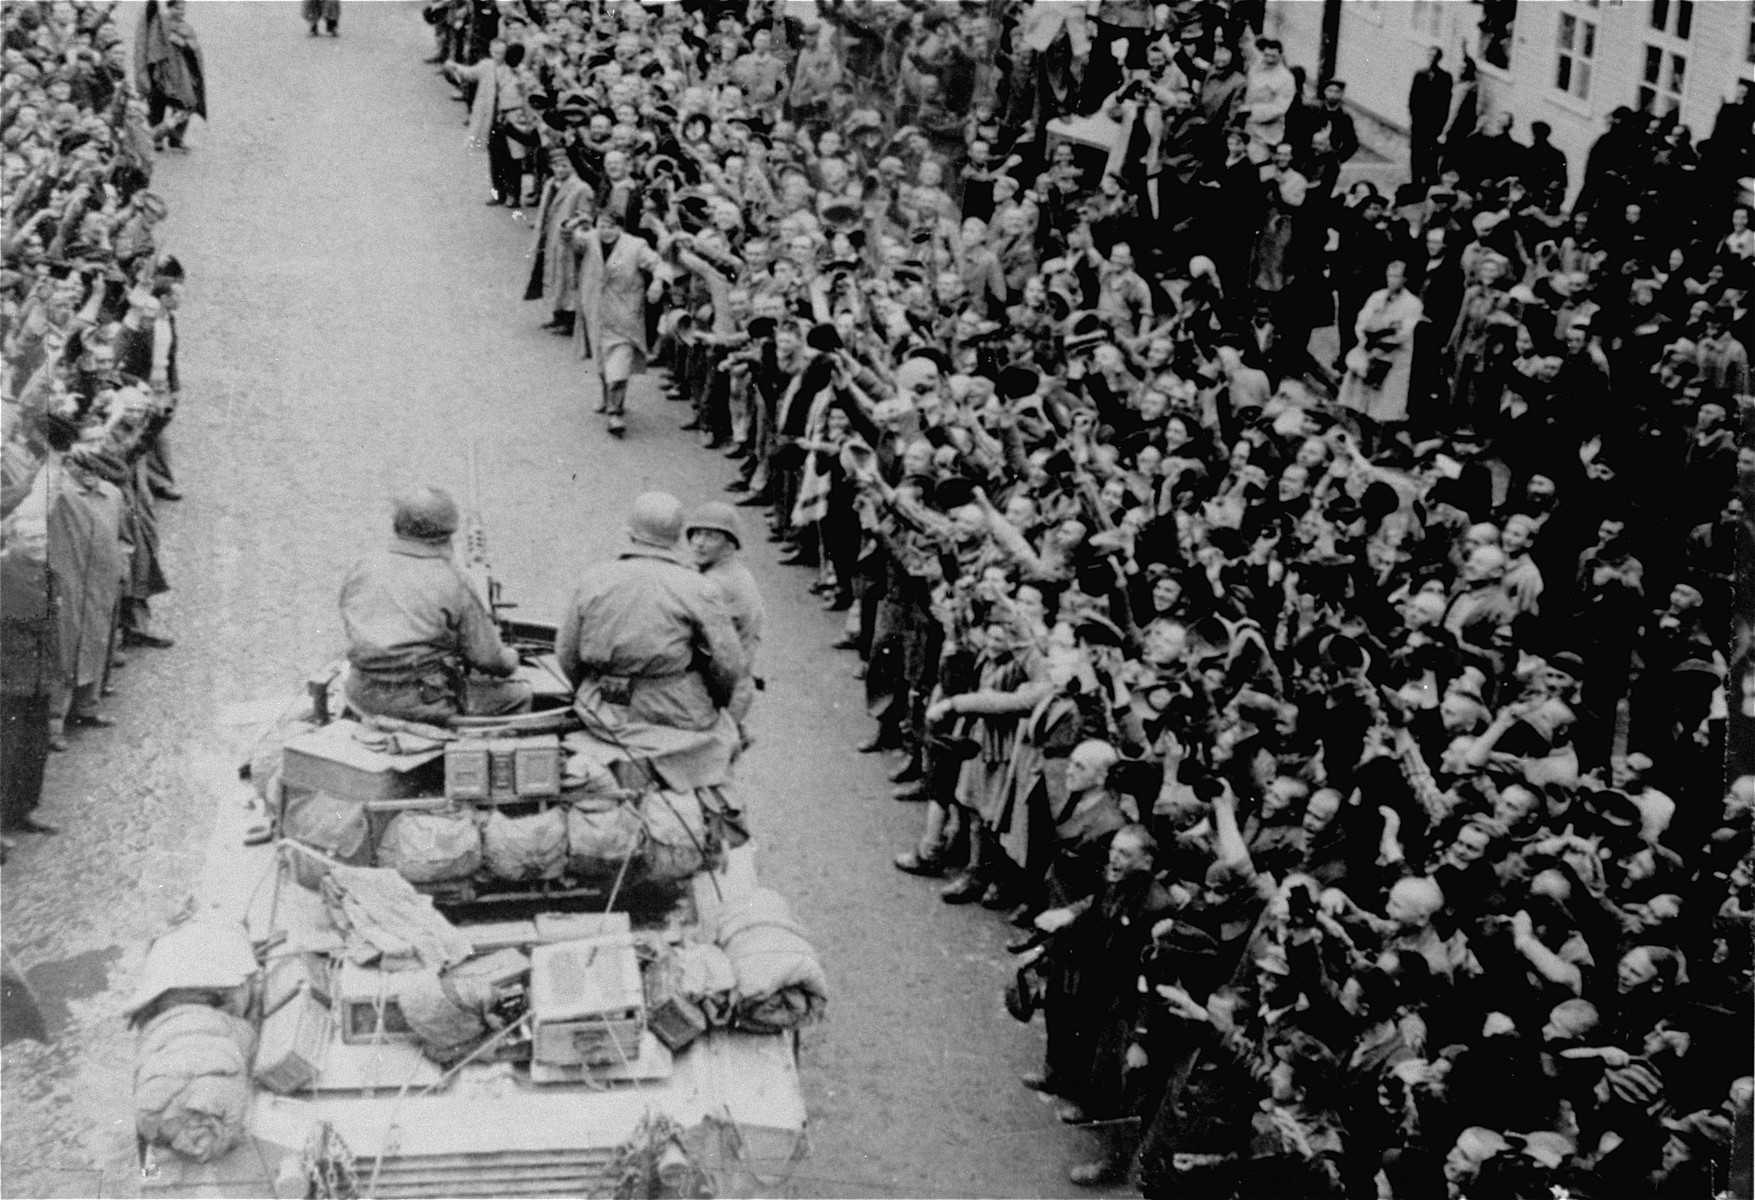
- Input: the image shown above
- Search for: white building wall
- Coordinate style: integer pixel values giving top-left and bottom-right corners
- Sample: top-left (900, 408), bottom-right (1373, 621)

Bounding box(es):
top-left (1266, 0), bottom-right (1753, 202)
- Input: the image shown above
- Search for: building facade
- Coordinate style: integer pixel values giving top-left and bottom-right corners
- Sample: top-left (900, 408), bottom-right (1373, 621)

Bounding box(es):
top-left (1266, 0), bottom-right (1753, 201)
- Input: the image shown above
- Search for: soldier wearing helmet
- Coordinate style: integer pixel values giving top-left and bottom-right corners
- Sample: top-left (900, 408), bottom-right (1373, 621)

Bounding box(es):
top-left (556, 492), bottom-right (747, 788)
top-left (338, 487), bottom-right (531, 723)
top-left (686, 500), bottom-right (764, 723)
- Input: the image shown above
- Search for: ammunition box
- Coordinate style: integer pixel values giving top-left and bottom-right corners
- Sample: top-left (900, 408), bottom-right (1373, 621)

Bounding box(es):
top-left (528, 937), bottom-right (645, 1068)
top-left (445, 740), bottom-right (492, 801)
top-left (282, 720), bottom-right (444, 802)
top-left (253, 987), bottom-right (332, 1094)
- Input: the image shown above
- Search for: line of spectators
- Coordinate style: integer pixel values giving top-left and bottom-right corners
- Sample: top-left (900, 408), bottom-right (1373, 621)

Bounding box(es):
top-left (1, 0), bottom-right (194, 852)
top-left (439, 0), bottom-right (1751, 1194)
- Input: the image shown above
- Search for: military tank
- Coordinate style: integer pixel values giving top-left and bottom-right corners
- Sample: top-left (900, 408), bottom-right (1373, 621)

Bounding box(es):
top-left (130, 620), bottom-right (819, 1199)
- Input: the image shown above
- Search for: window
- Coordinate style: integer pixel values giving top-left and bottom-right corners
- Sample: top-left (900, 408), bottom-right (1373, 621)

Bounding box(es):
top-left (1650, 0), bottom-right (1693, 39)
top-left (1409, 0), bottom-right (1445, 39)
top-left (1638, 45), bottom-right (1687, 114)
top-left (1554, 12), bottom-right (1596, 100)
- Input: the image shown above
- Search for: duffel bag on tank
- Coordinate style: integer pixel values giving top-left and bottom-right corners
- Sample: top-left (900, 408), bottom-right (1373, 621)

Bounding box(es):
top-left (565, 799), bottom-right (646, 878)
top-left (376, 807), bottom-right (482, 884)
top-left (482, 808), bottom-right (568, 882)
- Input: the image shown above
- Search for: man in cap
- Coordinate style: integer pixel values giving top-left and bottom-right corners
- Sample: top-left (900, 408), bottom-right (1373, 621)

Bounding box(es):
top-left (556, 492), bottom-right (747, 788)
top-left (338, 486), bottom-right (531, 723)
top-left (111, 191), bottom-right (168, 268)
top-left (686, 500), bottom-right (764, 724)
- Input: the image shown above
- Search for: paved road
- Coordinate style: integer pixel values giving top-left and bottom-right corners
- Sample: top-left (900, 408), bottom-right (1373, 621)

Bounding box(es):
top-left (0, 6), bottom-right (1120, 1196)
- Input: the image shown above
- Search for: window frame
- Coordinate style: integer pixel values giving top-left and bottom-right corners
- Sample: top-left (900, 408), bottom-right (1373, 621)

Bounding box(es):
top-left (1650, 0), bottom-right (1694, 40)
top-left (1552, 8), bottom-right (1597, 103)
top-left (1637, 44), bottom-right (1688, 115)
top-left (1407, 0), bottom-right (1445, 40)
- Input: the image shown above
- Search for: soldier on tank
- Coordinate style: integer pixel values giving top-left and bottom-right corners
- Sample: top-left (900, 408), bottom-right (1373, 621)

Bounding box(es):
top-left (685, 500), bottom-right (764, 725)
top-left (338, 486), bottom-right (532, 724)
top-left (556, 492), bottom-right (747, 789)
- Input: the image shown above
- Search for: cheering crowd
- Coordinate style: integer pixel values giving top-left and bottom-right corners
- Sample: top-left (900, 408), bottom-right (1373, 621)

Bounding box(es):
top-left (434, 0), bottom-right (1753, 1194)
top-left (0, 0), bottom-right (201, 849)
top-left (0, 0), bottom-right (1740, 1192)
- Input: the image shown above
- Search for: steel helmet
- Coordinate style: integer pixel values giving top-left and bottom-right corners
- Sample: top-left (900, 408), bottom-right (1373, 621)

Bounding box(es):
top-left (123, 918), bottom-right (258, 1021)
top-left (626, 491), bottom-right (684, 548)
top-left (393, 486), bottom-right (460, 542)
top-left (683, 501), bottom-right (742, 549)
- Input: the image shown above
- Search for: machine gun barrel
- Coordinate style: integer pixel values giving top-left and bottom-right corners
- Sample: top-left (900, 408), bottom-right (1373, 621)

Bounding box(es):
top-left (462, 443), bottom-right (506, 621)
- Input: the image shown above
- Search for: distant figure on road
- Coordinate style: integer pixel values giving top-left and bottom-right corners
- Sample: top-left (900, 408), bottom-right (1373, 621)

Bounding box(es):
top-left (339, 487), bottom-right (531, 724)
top-left (1407, 45), bottom-right (1452, 186)
top-left (134, 0), bottom-right (206, 152)
top-left (305, 0), bottom-right (340, 37)
top-left (556, 492), bottom-right (747, 789)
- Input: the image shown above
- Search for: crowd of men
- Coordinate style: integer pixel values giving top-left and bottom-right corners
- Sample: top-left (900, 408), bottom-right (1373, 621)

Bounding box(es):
top-left (433, 0), bottom-right (1753, 1194)
top-left (0, 0), bottom-right (1744, 1191)
top-left (0, 0), bottom-right (198, 851)
top-left (428, 0), bottom-right (1755, 1188)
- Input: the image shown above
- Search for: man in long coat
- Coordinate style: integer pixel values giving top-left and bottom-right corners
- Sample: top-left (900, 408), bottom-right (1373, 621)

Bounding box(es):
top-left (1407, 46), bottom-right (1452, 186)
top-left (134, 0), bottom-right (206, 150)
top-left (2, 462), bottom-right (57, 835)
top-left (574, 208), bottom-right (668, 435)
top-left (47, 447), bottom-right (127, 749)
top-left (524, 150), bottom-right (593, 337)
top-left (1337, 260), bottom-right (1425, 426)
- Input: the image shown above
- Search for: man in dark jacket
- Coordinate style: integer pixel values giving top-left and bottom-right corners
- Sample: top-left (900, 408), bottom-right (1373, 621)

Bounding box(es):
top-left (1407, 46), bottom-right (1452, 186)
top-left (1030, 823), bottom-right (1180, 1185)
top-left (1524, 120), bottom-right (1570, 212)
top-left (1298, 78), bottom-right (1358, 165)
top-left (1, 479), bottom-right (56, 838)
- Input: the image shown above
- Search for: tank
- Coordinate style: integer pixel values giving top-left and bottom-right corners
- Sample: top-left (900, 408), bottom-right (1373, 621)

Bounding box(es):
top-left (134, 620), bottom-right (814, 1199)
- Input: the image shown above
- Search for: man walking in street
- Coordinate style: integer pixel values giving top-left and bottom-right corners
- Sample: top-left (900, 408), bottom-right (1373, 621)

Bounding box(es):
top-left (574, 206), bottom-right (668, 436)
top-left (304, 0), bottom-right (339, 37)
top-left (338, 486), bottom-right (531, 723)
top-left (556, 492), bottom-right (747, 789)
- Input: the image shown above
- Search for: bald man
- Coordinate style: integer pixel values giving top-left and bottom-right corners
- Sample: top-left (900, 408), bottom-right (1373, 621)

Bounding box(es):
top-left (1044, 740), bottom-right (1129, 910)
